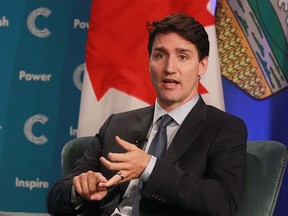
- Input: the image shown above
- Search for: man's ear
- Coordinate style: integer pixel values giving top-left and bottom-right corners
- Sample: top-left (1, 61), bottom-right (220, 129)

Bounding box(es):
top-left (198, 56), bottom-right (208, 76)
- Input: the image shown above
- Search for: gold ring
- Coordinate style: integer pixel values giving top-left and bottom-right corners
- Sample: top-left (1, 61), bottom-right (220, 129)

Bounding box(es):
top-left (117, 171), bottom-right (125, 180)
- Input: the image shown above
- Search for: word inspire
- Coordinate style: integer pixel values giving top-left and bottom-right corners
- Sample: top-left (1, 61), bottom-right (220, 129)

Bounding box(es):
top-left (19, 70), bottom-right (52, 82)
top-left (69, 126), bottom-right (78, 136)
top-left (15, 177), bottom-right (49, 191)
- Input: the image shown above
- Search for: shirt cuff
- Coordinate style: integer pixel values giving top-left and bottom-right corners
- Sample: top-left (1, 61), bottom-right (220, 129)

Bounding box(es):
top-left (71, 185), bottom-right (86, 210)
top-left (140, 155), bottom-right (157, 182)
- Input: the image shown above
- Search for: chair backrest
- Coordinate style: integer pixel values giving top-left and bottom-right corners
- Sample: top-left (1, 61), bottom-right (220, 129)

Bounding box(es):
top-left (61, 138), bottom-right (288, 215)
top-left (61, 136), bottom-right (94, 176)
top-left (237, 141), bottom-right (287, 216)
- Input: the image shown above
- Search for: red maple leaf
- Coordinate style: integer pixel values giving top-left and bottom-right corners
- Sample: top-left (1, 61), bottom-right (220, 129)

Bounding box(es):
top-left (86, 0), bottom-right (213, 104)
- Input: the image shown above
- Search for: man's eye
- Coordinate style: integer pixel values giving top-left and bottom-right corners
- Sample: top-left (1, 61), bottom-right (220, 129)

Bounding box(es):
top-left (155, 53), bottom-right (165, 59)
top-left (179, 55), bottom-right (188, 60)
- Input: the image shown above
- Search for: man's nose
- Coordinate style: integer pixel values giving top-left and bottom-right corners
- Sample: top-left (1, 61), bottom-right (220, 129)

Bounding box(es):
top-left (165, 57), bottom-right (176, 74)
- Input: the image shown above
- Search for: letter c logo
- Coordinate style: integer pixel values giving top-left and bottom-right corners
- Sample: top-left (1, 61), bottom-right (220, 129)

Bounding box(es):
top-left (27, 7), bottom-right (51, 38)
top-left (73, 63), bottom-right (85, 91)
top-left (24, 114), bottom-right (48, 145)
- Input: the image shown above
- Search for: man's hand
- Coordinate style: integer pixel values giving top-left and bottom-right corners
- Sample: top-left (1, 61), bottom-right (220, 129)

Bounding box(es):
top-left (73, 171), bottom-right (108, 201)
top-left (99, 136), bottom-right (151, 187)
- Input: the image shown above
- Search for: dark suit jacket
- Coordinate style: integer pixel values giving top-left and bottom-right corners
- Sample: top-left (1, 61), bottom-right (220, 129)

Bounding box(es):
top-left (47, 97), bottom-right (247, 216)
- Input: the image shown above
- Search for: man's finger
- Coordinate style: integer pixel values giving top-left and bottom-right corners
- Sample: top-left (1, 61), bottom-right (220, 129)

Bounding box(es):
top-left (90, 186), bottom-right (107, 200)
top-left (100, 156), bottom-right (124, 170)
top-left (115, 136), bottom-right (134, 152)
top-left (95, 172), bottom-right (108, 183)
top-left (73, 176), bottom-right (83, 195)
top-left (99, 174), bottom-right (122, 188)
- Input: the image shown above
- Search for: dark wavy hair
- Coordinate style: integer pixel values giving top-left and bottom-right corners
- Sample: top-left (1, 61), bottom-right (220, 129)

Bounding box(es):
top-left (147, 13), bottom-right (209, 61)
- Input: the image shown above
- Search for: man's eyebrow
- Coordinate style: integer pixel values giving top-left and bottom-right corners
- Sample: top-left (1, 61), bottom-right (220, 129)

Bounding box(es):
top-left (153, 47), bottom-right (167, 52)
top-left (175, 48), bottom-right (193, 53)
top-left (153, 47), bottom-right (192, 53)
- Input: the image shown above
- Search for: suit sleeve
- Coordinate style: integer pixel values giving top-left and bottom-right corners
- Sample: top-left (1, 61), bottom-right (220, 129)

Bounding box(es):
top-left (46, 115), bottom-right (114, 215)
top-left (141, 115), bottom-right (247, 215)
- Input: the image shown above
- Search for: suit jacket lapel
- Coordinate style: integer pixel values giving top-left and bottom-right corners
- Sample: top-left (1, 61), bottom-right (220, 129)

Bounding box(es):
top-left (164, 97), bottom-right (208, 164)
top-left (119, 106), bottom-right (154, 195)
top-left (126, 106), bottom-right (154, 149)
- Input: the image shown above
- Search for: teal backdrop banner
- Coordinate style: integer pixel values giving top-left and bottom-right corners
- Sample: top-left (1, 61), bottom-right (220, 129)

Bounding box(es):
top-left (1, 0), bottom-right (287, 215)
top-left (0, 0), bottom-right (91, 212)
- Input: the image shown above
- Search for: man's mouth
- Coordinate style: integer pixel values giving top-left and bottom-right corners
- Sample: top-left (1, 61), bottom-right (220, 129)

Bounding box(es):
top-left (163, 79), bottom-right (179, 84)
top-left (162, 78), bottom-right (179, 88)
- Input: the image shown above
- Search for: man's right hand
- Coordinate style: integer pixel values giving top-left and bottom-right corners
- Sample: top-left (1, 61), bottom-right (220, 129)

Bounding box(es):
top-left (73, 171), bottom-right (108, 201)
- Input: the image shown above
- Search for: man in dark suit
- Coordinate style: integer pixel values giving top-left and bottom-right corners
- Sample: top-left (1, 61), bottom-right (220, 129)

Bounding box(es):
top-left (47, 13), bottom-right (247, 215)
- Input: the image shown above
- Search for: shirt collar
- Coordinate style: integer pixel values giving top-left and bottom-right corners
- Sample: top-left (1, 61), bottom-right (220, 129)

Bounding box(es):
top-left (153, 94), bottom-right (199, 126)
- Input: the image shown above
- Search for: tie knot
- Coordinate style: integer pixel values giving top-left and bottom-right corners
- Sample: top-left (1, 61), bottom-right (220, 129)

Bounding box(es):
top-left (158, 114), bottom-right (174, 128)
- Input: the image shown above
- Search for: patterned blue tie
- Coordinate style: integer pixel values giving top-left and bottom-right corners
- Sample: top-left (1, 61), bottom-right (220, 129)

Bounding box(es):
top-left (148, 114), bottom-right (174, 158)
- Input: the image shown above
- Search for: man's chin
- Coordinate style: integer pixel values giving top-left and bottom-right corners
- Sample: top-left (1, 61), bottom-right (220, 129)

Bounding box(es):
top-left (157, 96), bottom-right (179, 106)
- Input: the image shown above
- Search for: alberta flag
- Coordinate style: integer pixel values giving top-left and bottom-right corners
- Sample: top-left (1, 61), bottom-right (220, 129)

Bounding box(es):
top-left (215, 0), bottom-right (288, 215)
top-left (78, 0), bottom-right (224, 137)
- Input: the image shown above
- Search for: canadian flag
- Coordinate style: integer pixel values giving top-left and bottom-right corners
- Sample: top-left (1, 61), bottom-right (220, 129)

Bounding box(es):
top-left (77, 0), bottom-right (224, 137)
